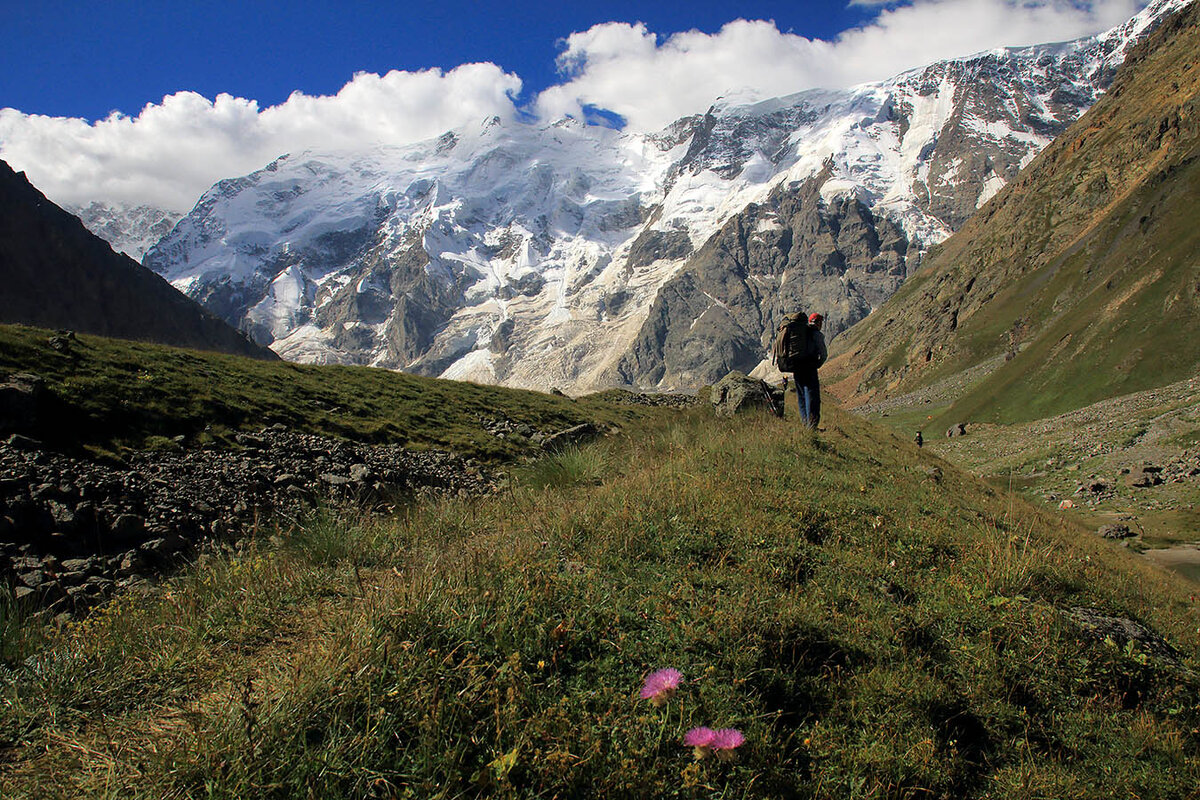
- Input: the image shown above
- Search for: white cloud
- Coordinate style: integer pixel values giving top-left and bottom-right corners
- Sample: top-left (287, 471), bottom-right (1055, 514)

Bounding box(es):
top-left (0, 0), bottom-right (1148, 214)
top-left (0, 63), bottom-right (521, 211)
top-left (536, 0), bottom-right (1144, 131)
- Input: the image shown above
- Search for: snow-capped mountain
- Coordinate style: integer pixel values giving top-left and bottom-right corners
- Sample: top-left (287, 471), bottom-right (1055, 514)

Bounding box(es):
top-left (68, 202), bottom-right (181, 262)
top-left (142, 0), bottom-right (1188, 391)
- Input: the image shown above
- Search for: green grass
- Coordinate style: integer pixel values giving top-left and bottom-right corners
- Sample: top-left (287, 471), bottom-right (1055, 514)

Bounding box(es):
top-left (0, 324), bottom-right (661, 461)
top-left (3, 404), bottom-right (1198, 798)
top-left (517, 445), bottom-right (612, 490)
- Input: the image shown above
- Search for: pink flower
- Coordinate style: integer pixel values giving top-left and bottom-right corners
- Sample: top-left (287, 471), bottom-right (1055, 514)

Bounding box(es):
top-left (684, 726), bottom-right (716, 758)
top-left (640, 668), bottom-right (682, 707)
top-left (711, 728), bottom-right (745, 760)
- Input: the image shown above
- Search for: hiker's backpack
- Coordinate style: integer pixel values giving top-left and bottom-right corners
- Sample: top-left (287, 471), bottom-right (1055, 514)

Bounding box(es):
top-left (771, 313), bottom-right (815, 372)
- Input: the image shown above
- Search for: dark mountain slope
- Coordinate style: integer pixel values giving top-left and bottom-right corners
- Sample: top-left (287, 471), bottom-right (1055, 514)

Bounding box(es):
top-left (825, 1), bottom-right (1200, 425)
top-left (0, 160), bottom-right (275, 360)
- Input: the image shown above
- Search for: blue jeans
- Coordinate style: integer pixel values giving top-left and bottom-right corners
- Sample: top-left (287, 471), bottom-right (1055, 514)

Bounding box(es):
top-left (794, 370), bottom-right (820, 429)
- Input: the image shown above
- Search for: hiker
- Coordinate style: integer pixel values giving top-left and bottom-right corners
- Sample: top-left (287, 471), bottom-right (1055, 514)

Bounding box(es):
top-left (915, 431), bottom-right (924, 448)
top-left (770, 310), bottom-right (827, 429)
top-left (795, 313), bottom-right (827, 428)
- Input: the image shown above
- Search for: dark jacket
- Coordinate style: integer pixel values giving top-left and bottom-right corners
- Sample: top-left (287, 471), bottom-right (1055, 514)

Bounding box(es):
top-left (811, 328), bottom-right (827, 368)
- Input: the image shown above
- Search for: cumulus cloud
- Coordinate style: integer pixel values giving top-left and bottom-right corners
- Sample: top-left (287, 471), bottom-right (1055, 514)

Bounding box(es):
top-left (0, 63), bottom-right (521, 211)
top-left (0, 0), bottom-right (1147, 213)
top-left (536, 0), bottom-right (1144, 131)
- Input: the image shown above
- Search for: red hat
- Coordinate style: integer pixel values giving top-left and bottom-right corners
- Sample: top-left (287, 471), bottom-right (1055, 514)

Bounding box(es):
top-left (808, 313), bottom-right (824, 324)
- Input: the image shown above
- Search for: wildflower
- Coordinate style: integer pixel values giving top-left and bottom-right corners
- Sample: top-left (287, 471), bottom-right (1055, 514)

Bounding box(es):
top-left (640, 668), bottom-right (682, 707)
top-left (684, 726), bottom-right (716, 759)
top-left (711, 728), bottom-right (745, 761)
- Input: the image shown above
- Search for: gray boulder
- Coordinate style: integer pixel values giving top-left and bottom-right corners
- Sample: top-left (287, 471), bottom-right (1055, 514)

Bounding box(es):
top-left (1097, 523), bottom-right (1135, 540)
top-left (0, 373), bottom-right (45, 434)
top-left (1065, 606), bottom-right (1182, 667)
top-left (541, 423), bottom-right (602, 451)
top-left (710, 372), bottom-right (785, 418)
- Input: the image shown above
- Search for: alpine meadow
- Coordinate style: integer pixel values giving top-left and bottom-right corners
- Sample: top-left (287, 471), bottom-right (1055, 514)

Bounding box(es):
top-left (2, 1), bottom-right (1200, 798)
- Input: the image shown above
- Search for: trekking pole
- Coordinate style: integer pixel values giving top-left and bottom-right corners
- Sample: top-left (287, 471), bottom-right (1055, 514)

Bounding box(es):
top-left (760, 379), bottom-right (783, 418)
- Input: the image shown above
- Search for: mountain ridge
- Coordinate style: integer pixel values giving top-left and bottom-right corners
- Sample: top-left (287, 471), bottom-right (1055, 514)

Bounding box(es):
top-left (126, 0), bottom-right (1188, 391)
top-left (0, 160), bottom-right (276, 361)
top-left (825, 0), bottom-right (1200, 426)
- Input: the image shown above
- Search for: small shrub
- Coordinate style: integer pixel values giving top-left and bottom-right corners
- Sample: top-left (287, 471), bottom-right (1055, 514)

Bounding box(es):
top-left (143, 434), bottom-right (182, 452)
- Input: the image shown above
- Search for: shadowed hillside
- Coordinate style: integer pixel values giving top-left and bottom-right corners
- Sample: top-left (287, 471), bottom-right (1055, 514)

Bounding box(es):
top-left (0, 161), bottom-right (275, 360)
top-left (0, 324), bottom-right (661, 459)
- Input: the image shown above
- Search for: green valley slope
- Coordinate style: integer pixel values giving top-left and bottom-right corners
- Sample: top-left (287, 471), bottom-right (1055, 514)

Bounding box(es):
top-left (826, 1), bottom-right (1200, 428)
top-left (0, 324), bottom-right (665, 461)
top-left (3, 400), bottom-right (1199, 797)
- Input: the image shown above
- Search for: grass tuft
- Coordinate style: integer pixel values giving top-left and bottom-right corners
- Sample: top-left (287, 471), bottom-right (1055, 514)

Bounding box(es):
top-left (517, 445), bottom-right (611, 490)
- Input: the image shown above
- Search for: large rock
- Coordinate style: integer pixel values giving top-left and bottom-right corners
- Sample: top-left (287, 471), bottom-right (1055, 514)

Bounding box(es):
top-left (0, 373), bottom-right (45, 434)
top-left (541, 423), bottom-right (602, 451)
top-left (1124, 465), bottom-right (1164, 488)
top-left (1065, 606), bottom-right (1183, 667)
top-left (1097, 523), bottom-right (1135, 540)
top-left (710, 372), bottom-right (785, 418)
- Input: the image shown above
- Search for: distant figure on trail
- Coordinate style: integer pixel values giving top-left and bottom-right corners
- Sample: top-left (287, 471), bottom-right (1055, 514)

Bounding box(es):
top-left (770, 311), bottom-right (828, 429)
top-left (915, 431), bottom-right (924, 448)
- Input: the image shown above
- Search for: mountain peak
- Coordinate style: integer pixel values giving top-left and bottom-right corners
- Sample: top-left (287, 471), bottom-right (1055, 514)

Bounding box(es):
top-left (121, 1), bottom-right (1189, 391)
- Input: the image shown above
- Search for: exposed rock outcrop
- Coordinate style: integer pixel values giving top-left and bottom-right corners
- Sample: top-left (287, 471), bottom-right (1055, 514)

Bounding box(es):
top-left (0, 428), bottom-right (498, 616)
top-left (617, 166), bottom-right (912, 387)
top-left (1065, 606), bottom-right (1184, 668)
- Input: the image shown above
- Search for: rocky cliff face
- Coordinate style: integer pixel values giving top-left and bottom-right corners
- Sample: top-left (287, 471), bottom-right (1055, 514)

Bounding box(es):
top-left (134, 0), bottom-right (1185, 390)
top-left (0, 161), bottom-right (276, 360)
top-left (825, 0), bottom-right (1200, 424)
top-left (616, 163), bottom-right (913, 386)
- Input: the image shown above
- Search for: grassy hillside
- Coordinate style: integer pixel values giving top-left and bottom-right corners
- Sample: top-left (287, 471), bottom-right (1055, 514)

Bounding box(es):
top-left (826, 2), bottom-right (1200, 429)
top-left (3, 404), bottom-right (1198, 797)
top-left (0, 324), bottom-right (660, 461)
top-left (862, 374), bottom-right (1200, 567)
top-left (944, 153), bottom-right (1200, 425)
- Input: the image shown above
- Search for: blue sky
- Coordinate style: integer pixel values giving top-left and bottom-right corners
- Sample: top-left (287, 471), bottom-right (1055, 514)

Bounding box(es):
top-left (0, 0), bottom-right (1147, 210)
top-left (5, 0), bottom-right (873, 120)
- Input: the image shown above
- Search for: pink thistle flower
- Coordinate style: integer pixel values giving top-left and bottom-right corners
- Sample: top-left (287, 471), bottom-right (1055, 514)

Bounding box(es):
top-left (640, 668), bottom-right (682, 707)
top-left (684, 726), bottom-right (716, 759)
top-left (711, 728), bottom-right (745, 761)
